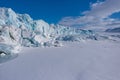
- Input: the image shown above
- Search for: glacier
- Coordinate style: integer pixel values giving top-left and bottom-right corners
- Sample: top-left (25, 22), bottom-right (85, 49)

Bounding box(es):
top-left (0, 7), bottom-right (115, 56)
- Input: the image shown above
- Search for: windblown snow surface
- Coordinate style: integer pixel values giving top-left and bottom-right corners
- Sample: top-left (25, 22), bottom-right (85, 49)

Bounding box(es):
top-left (0, 40), bottom-right (120, 80)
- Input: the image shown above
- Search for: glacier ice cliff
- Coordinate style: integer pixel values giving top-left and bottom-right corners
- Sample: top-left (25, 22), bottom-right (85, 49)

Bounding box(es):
top-left (0, 7), bottom-right (101, 55)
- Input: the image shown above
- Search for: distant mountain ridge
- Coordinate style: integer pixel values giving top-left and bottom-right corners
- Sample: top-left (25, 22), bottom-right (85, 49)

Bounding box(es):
top-left (106, 27), bottom-right (120, 33)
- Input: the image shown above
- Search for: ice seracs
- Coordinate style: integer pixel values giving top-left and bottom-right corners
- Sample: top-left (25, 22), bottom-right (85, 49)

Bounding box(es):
top-left (0, 7), bottom-right (105, 55)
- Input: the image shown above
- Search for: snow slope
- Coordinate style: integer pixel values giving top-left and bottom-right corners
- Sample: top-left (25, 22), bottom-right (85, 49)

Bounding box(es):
top-left (0, 41), bottom-right (120, 80)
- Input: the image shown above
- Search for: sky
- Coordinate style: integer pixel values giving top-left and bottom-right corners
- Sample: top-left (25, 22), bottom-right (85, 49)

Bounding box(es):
top-left (0, 0), bottom-right (120, 30)
top-left (0, 0), bottom-right (97, 23)
top-left (58, 0), bottom-right (120, 30)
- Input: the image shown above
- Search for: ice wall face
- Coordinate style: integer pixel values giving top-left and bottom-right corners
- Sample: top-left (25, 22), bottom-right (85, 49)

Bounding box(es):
top-left (50, 25), bottom-right (96, 41)
top-left (0, 7), bottom-right (98, 55)
top-left (0, 8), bottom-right (19, 27)
top-left (0, 25), bottom-right (21, 55)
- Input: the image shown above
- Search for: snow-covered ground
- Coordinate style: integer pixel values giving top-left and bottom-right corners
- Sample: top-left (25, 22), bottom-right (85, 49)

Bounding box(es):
top-left (0, 40), bottom-right (120, 80)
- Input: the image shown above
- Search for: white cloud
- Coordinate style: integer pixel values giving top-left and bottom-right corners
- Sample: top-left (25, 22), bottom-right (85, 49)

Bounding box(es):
top-left (58, 0), bottom-right (120, 31)
top-left (84, 0), bottom-right (120, 18)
